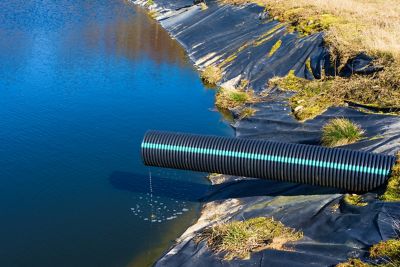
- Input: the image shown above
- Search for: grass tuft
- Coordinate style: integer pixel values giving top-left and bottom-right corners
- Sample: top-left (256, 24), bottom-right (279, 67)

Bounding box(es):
top-left (216, 80), bottom-right (260, 110)
top-left (343, 194), bottom-right (368, 207)
top-left (380, 152), bottom-right (400, 202)
top-left (197, 217), bottom-right (303, 260)
top-left (322, 118), bottom-right (364, 147)
top-left (201, 65), bottom-right (223, 86)
top-left (239, 107), bottom-right (257, 119)
top-left (216, 89), bottom-right (253, 109)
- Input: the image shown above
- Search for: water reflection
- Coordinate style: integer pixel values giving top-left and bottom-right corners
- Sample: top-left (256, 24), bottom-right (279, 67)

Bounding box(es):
top-left (78, 5), bottom-right (187, 65)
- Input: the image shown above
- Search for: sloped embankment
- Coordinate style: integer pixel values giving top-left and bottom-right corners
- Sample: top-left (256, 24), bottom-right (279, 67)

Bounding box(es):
top-left (133, 0), bottom-right (400, 266)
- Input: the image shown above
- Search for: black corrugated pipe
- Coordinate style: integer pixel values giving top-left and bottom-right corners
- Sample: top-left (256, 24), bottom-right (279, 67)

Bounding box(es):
top-left (141, 131), bottom-right (396, 192)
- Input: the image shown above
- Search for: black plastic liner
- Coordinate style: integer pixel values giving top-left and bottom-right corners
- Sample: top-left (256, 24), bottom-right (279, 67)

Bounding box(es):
top-left (142, 131), bottom-right (395, 192)
top-left (132, 1), bottom-right (400, 266)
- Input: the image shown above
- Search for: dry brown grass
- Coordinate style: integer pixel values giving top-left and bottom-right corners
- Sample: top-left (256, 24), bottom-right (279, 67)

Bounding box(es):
top-left (219, 0), bottom-right (400, 64)
top-left (197, 217), bottom-right (303, 260)
top-left (201, 65), bottom-right (223, 86)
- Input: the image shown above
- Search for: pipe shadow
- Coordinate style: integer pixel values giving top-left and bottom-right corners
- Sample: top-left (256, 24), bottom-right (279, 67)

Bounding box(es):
top-left (109, 171), bottom-right (344, 202)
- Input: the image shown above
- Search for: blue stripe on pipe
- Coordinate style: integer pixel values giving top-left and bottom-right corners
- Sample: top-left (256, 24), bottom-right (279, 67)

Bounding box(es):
top-left (142, 142), bottom-right (390, 176)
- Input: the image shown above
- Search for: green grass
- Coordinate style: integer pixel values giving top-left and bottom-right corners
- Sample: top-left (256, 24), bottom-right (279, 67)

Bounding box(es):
top-left (201, 65), bottom-right (223, 86)
top-left (380, 152), bottom-right (400, 202)
top-left (343, 194), bottom-right (368, 207)
top-left (197, 217), bottom-right (303, 260)
top-left (321, 118), bottom-right (364, 147)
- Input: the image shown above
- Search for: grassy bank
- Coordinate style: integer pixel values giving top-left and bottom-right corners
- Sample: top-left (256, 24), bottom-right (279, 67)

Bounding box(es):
top-left (217, 0), bottom-right (400, 121)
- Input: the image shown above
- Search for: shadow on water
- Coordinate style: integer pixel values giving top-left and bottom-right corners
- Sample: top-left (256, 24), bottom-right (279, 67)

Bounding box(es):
top-left (109, 171), bottom-right (344, 202)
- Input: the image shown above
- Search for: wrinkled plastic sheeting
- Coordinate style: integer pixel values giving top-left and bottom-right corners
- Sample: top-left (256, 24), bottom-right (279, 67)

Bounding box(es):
top-left (155, 180), bottom-right (400, 267)
top-left (155, 2), bottom-right (331, 91)
top-left (153, 103), bottom-right (400, 266)
top-left (233, 89), bottom-right (400, 156)
top-left (136, 0), bottom-right (375, 91)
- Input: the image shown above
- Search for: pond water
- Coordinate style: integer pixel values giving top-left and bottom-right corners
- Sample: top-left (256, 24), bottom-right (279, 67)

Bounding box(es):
top-left (0, 0), bottom-right (231, 266)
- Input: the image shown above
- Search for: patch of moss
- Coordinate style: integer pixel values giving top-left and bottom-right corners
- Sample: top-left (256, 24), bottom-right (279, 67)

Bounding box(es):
top-left (380, 152), bottom-right (400, 202)
top-left (268, 39), bottom-right (282, 57)
top-left (322, 118), bottom-right (364, 147)
top-left (197, 217), bottom-right (303, 260)
top-left (239, 107), bottom-right (257, 119)
top-left (201, 65), bottom-right (223, 86)
top-left (343, 194), bottom-right (368, 207)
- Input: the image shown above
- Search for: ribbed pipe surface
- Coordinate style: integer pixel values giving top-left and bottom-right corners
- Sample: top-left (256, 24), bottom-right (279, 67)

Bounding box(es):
top-left (141, 131), bottom-right (396, 192)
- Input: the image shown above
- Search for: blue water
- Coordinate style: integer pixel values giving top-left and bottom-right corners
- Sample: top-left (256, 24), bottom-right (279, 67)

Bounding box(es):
top-left (0, 1), bottom-right (231, 266)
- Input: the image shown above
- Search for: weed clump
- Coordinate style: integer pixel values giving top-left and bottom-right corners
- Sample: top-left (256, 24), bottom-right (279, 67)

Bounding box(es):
top-left (239, 107), bottom-right (257, 119)
top-left (197, 217), bottom-right (303, 260)
top-left (343, 194), bottom-right (368, 207)
top-left (216, 80), bottom-right (259, 110)
top-left (380, 152), bottom-right (400, 202)
top-left (321, 118), bottom-right (364, 147)
top-left (216, 89), bottom-right (254, 109)
top-left (201, 65), bottom-right (223, 86)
